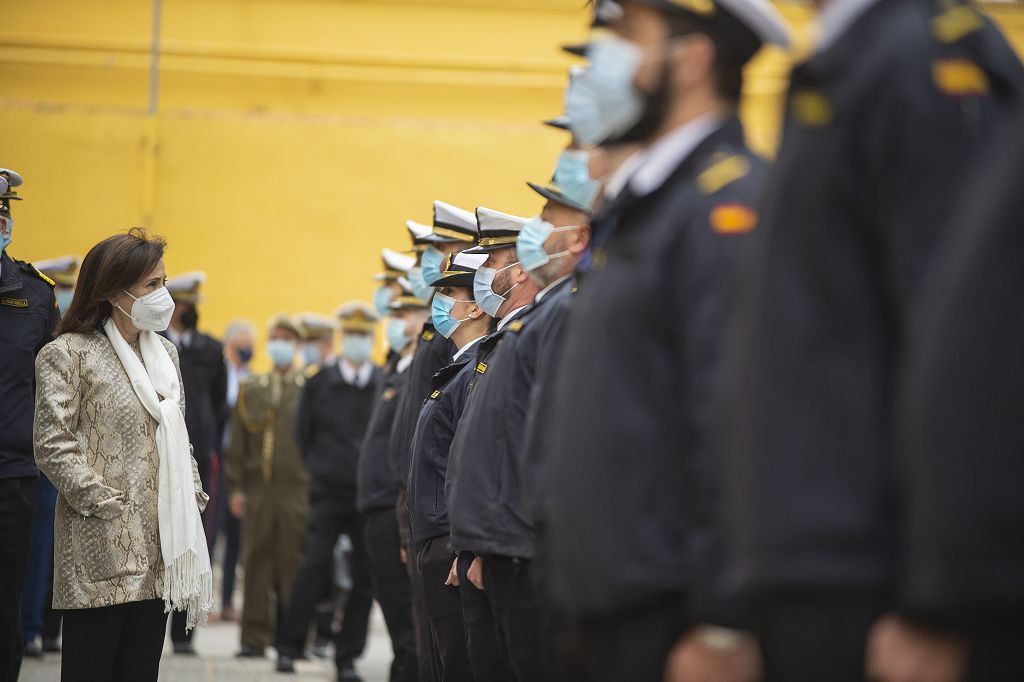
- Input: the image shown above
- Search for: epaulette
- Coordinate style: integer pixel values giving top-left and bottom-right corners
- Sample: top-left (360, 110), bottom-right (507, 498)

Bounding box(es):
top-left (304, 364), bottom-right (320, 379)
top-left (507, 320), bottom-right (525, 333)
top-left (932, 0), bottom-right (982, 43)
top-left (697, 152), bottom-right (751, 195)
top-left (18, 260), bottom-right (55, 287)
top-left (421, 329), bottom-right (436, 342)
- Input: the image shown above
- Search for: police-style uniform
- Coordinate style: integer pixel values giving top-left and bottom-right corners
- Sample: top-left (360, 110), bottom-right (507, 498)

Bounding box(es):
top-left (407, 252), bottom-right (489, 682)
top-left (894, 119), bottom-right (1024, 679)
top-left (542, 0), bottom-right (790, 671)
top-left (278, 303), bottom-right (381, 676)
top-left (224, 316), bottom-right (309, 654)
top-left (0, 168), bottom-right (57, 681)
top-left (388, 203), bottom-right (476, 682)
top-left (355, 288), bottom-right (424, 682)
top-left (721, 0), bottom-right (1024, 675)
top-left (446, 207), bottom-right (570, 682)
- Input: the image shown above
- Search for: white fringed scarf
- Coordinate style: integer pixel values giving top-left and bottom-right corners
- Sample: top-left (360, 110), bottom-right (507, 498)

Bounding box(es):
top-left (103, 318), bottom-right (213, 629)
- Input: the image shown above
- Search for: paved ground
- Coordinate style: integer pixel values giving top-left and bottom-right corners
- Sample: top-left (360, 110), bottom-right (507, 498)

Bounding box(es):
top-left (20, 606), bottom-right (394, 682)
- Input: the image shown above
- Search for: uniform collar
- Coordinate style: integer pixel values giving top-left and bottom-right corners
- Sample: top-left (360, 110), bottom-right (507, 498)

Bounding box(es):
top-left (628, 112), bottom-right (724, 197)
top-left (454, 336), bottom-right (485, 361)
top-left (814, 0), bottom-right (885, 53)
top-left (339, 359), bottom-right (373, 388)
top-left (535, 274), bottom-right (572, 303)
top-left (497, 305), bottom-right (530, 330)
top-left (396, 354), bottom-right (414, 373)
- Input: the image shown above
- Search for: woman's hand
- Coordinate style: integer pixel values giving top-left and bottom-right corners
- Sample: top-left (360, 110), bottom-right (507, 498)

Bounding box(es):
top-left (445, 557), bottom-right (460, 587)
top-left (91, 493), bottom-right (126, 520)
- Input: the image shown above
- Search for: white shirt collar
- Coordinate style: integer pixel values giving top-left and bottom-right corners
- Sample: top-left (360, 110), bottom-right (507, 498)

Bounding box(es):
top-left (535, 274), bottom-right (571, 303)
top-left (628, 112), bottom-right (724, 197)
top-left (396, 354), bottom-right (414, 374)
top-left (497, 305), bottom-right (530, 330)
top-left (602, 149), bottom-right (645, 201)
top-left (453, 336), bottom-right (485, 361)
top-left (815, 0), bottom-right (884, 53)
top-left (165, 327), bottom-right (194, 348)
top-left (340, 359), bottom-right (373, 388)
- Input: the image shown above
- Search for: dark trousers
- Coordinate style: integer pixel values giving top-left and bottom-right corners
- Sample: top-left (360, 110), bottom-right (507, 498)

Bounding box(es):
top-left (0, 476), bottom-right (36, 682)
top-left (966, 626), bottom-right (1024, 681)
top-left (21, 475), bottom-right (56, 642)
top-left (755, 591), bottom-right (886, 682)
top-left (482, 555), bottom-right (546, 682)
top-left (416, 537), bottom-right (473, 682)
top-left (457, 552), bottom-right (514, 682)
top-left (555, 593), bottom-right (689, 682)
top-left (399, 493), bottom-right (438, 682)
top-left (280, 494), bottom-right (373, 671)
top-left (363, 509), bottom-right (417, 682)
top-left (222, 514), bottom-right (242, 610)
top-left (61, 599), bottom-right (168, 682)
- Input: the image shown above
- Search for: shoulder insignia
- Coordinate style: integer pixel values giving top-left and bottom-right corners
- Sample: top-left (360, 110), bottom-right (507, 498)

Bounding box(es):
top-left (421, 330), bottom-right (435, 342)
top-left (1, 297), bottom-right (29, 308)
top-left (18, 261), bottom-right (56, 287)
top-left (932, 4), bottom-right (982, 43)
top-left (304, 364), bottom-right (320, 379)
top-left (591, 249), bottom-right (607, 271)
top-left (790, 89), bottom-right (833, 127)
top-left (383, 387), bottom-right (397, 401)
top-left (475, 361), bottom-right (488, 375)
top-left (429, 389), bottom-right (441, 400)
top-left (933, 58), bottom-right (989, 97)
top-left (710, 204), bottom-right (758, 235)
top-left (697, 153), bottom-right (751, 195)
top-left (507, 320), bottom-right (525, 333)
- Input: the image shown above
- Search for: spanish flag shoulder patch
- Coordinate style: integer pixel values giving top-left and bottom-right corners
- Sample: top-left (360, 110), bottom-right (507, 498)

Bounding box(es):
top-left (709, 204), bottom-right (758, 235)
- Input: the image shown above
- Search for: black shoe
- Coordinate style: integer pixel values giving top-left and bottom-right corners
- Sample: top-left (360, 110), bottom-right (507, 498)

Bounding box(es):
top-left (337, 662), bottom-right (363, 682)
top-left (236, 644), bottom-right (265, 658)
top-left (276, 655), bottom-right (296, 673)
top-left (42, 637), bottom-right (61, 653)
top-left (23, 638), bottom-right (44, 659)
top-left (173, 642), bottom-right (197, 655)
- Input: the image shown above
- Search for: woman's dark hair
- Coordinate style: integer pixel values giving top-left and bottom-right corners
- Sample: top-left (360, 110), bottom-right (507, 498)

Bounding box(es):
top-left (57, 227), bottom-right (167, 335)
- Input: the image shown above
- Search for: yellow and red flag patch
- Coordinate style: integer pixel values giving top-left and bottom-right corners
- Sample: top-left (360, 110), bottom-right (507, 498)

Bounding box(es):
top-left (710, 204), bottom-right (758, 235)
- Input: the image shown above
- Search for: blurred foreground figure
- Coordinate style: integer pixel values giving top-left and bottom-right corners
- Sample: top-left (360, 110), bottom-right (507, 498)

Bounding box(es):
top-left (721, 0), bottom-right (1024, 678)
top-left (0, 168), bottom-right (58, 681)
top-left (226, 315), bottom-right (308, 659)
top-left (864, 119), bottom-right (1024, 682)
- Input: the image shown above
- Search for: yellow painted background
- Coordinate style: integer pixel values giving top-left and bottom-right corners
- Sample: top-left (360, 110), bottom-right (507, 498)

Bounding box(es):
top-left (3, 0), bottom-right (1023, 361)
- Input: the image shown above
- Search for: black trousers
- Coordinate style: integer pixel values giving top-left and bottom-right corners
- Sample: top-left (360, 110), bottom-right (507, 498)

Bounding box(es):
top-left (61, 599), bottom-right (168, 682)
top-left (755, 590), bottom-right (886, 682)
top-left (279, 494), bottom-right (373, 671)
top-left (555, 593), bottom-right (689, 682)
top-left (456, 552), bottom-right (514, 682)
top-left (482, 555), bottom-right (546, 682)
top-left (0, 476), bottom-right (36, 682)
top-left (966, 626), bottom-right (1024, 681)
top-left (363, 509), bottom-right (417, 682)
top-left (416, 537), bottom-right (473, 682)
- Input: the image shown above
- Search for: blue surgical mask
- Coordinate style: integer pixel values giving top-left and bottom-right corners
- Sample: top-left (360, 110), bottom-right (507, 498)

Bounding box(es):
top-left (420, 246), bottom-right (446, 287)
top-left (55, 288), bottom-right (74, 315)
top-left (237, 346), bottom-right (254, 365)
top-left (342, 334), bottom-right (374, 364)
top-left (516, 217), bottom-right (580, 273)
top-left (386, 317), bottom-right (413, 352)
top-left (408, 267), bottom-right (434, 304)
top-left (301, 343), bottom-right (321, 367)
top-left (431, 292), bottom-right (474, 339)
top-left (473, 261), bottom-right (520, 318)
top-left (267, 339), bottom-right (296, 368)
top-left (373, 286), bottom-right (394, 317)
top-left (553, 150), bottom-right (599, 211)
top-left (0, 215), bottom-right (12, 251)
top-left (567, 37), bottom-right (644, 147)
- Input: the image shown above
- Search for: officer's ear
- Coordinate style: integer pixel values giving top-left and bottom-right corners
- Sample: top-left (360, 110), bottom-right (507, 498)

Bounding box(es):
top-left (466, 303), bottom-right (484, 321)
top-left (569, 225), bottom-right (591, 255)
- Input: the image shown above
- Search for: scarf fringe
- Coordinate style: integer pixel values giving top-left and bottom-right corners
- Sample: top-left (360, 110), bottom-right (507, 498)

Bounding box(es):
top-left (163, 547), bottom-right (214, 631)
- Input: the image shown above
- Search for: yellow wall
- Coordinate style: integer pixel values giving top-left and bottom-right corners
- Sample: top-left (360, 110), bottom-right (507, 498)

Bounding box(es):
top-left (3, 0), bottom-right (1023, 360)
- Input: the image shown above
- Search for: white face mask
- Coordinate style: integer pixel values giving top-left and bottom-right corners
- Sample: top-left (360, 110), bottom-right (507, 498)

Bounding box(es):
top-left (116, 287), bottom-right (175, 332)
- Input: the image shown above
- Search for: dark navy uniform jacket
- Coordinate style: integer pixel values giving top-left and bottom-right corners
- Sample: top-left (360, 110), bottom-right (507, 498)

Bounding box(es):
top-left (897, 117), bottom-right (1024, 629)
top-left (722, 0), bottom-right (1024, 600)
top-left (448, 278), bottom-right (574, 559)
top-left (389, 322), bottom-right (455, 545)
top-left (0, 251), bottom-right (58, 479)
top-left (296, 361), bottom-right (381, 506)
top-left (543, 117), bottom-right (765, 622)
top-left (407, 339), bottom-right (481, 544)
top-left (356, 358), bottom-right (410, 513)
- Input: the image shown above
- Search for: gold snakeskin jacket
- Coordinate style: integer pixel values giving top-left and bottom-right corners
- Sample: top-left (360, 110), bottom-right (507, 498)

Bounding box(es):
top-left (33, 329), bottom-right (208, 610)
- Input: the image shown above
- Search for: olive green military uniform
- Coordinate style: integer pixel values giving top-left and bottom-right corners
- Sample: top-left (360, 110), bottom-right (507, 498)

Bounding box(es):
top-left (225, 368), bottom-right (309, 650)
